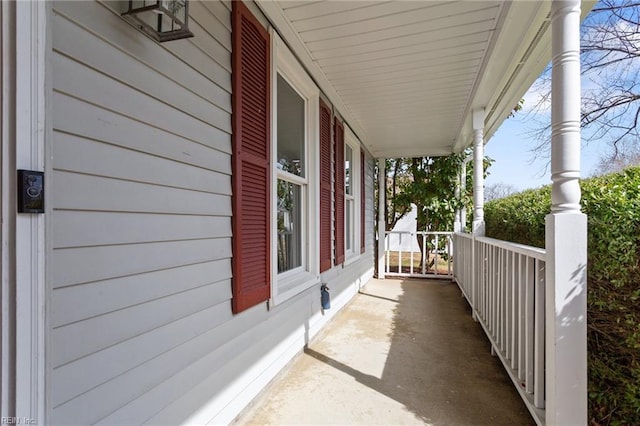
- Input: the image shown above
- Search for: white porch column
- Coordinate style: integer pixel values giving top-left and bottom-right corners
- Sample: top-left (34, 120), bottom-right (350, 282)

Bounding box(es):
top-left (453, 170), bottom-right (462, 233)
top-left (471, 108), bottom-right (485, 236)
top-left (377, 158), bottom-right (386, 279)
top-left (545, 1), bottom-right (587, 424)
top-left (460, 156), bottom-right (470, 233)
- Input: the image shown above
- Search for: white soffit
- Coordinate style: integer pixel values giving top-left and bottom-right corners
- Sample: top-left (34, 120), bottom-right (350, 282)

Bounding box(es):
top-left (263, 1), bottom-right (550, 158)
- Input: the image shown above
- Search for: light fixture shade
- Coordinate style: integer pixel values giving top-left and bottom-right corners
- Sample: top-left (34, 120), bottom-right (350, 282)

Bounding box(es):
top-left (122, 0), bottom-right (194, 42)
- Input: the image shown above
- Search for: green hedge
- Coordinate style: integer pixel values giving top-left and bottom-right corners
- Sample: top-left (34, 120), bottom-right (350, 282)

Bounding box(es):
top-left (485, 166), bottom-right (640, 426)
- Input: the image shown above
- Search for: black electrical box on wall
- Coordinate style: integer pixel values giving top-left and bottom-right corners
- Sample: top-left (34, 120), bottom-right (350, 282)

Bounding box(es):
top-left (17, 170), bottom-right (45, 213)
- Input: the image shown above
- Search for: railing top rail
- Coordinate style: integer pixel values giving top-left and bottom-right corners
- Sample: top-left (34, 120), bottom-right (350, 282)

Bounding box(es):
top-left (385, 231), bottom-right (453, 235)
top-left (453, 232), bottom-right (473, 240)
top-left (475, 235), bottom-right (546, 260)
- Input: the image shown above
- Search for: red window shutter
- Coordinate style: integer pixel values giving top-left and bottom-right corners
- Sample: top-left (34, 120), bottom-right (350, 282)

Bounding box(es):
top-left (231, 1), bottom-right (270, 313)
top-left (319, 100), bottom-right (332, 272)
top-left (334, 118), bottom-right (345, 265)
top-left (360, 149), bottom-right (366, 253)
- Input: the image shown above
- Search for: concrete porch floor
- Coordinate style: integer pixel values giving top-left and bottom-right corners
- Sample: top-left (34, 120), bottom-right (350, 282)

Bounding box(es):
top-left (236, 278), bottom-right (535, 425)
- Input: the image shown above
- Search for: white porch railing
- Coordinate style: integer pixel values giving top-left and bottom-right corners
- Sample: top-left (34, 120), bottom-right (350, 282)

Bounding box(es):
top-left (453, 232), bottom-right (546, 425)
top-left (383, 231), bottom-right (453, 279)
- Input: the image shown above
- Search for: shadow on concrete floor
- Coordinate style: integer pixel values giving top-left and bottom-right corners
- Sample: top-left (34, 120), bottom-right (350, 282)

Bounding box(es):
top-left (238, 278), bottom-right (535, 426)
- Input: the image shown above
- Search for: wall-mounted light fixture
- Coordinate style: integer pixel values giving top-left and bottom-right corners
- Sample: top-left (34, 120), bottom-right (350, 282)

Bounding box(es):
top-left (122, 0), bottom-right (194, 42)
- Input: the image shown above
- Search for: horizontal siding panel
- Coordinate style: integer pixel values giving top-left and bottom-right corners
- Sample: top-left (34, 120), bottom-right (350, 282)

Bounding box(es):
top-left (117, 293), bottom-right (311, 425)
top-left (53, 1), bottom-right (231, 93)
top-left (52, 278), bottom-right (231, 368)
top-left (49, 1), bottom-right (240, 424)
top-left (52, 52), bottom-right (230, 147)
top-left (51, 171), bottom-right (231, 215)
top-left (197, 0), bottom-right (232, 33)
top-left (52, 12), bottom-right (231, 130)
top-left (52, 238), bottom-right (230, 288)
top-left (52, 260), bottom-right (231, 327)
top-left (53, 211), bottom-right (230, 249)
top-left (53, 302), bottom-right (269, 425)
top-left (52, 284), bottom-right (232, 407)
top-left (53, 133), bottom-right (230, 195)
top-left (188, 18), bottom-right (231, 71)
top-left (52, 92), bottom-right (231, 166)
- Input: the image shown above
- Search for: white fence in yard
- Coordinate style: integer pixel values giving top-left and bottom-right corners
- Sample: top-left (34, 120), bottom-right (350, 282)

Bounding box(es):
top-left (383, 231), bottom-right (453, 278)
top-left (453, 232), bottom-right (546, 425)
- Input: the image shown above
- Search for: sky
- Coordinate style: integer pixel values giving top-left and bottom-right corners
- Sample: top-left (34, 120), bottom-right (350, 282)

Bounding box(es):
top-left (484, 0), bottom-right (639, 192)
top-left (484, 86), bottom-right (605, 192)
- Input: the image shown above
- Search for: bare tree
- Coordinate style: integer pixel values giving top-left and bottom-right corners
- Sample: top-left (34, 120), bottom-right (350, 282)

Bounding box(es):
top-left (592, 139), bottom-right (640, 174)
top-left (485, 182), bottom-right (518, 201)
top-left (529, 0), bottom-right (640, 158)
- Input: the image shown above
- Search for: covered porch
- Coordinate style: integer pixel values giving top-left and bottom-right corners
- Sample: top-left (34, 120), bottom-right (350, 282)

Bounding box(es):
top-left (253, 0), bottom-right (592, 424)
top-left (237, 278), bottom-right (534, 425)
top-left (1, 0), bottom-right (592, 424)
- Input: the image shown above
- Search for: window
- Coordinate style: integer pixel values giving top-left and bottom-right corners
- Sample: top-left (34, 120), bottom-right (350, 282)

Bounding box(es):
top-left (276, 75), bottom-right (304, 273)
top-left (345, 143), bottom-right (354, 253)
top-left (270, 31), bottom-right (320, 304)
top-left (344, 127), bottom-right (362, 262)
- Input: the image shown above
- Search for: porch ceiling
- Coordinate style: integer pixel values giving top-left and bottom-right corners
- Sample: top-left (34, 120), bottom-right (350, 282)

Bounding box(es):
top-left (257, 1), bottom-right (591, 158)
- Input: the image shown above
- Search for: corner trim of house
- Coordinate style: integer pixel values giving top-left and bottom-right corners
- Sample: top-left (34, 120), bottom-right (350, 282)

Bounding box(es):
top-left (13, 1), bottom-right (49, 422)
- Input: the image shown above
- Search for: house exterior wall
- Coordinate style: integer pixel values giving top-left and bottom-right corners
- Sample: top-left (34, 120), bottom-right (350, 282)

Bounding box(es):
top-left (48, 1), bottom-right (374, 424)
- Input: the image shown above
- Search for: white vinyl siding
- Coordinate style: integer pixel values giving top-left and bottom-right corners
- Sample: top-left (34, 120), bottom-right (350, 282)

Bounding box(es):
top-left (50, 1), bottom-right (233, 423)
top-left (48, 1), bottom-right (375, 424)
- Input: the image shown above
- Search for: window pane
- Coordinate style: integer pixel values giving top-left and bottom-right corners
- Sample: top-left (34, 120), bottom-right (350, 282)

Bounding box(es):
top-left (346, 199), bottom-right (353, 251)
top-left (277, 74), bottom-right (305, 177)
top-left (277, 179), bottom-right (302, 273)
top-left (345, 144), bottom-right (352, 195)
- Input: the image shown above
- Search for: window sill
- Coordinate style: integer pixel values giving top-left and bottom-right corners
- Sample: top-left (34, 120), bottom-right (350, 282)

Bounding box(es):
top-left (271, 270), bottom-right (320, 307)
top-left (344, 252), bottom-right (361, 267)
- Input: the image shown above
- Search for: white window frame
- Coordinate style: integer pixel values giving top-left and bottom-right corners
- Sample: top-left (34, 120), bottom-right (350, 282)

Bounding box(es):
top-left (344, 126), bottom-right (361, 265)
top-left (270, 30), bottom-right (320, 306)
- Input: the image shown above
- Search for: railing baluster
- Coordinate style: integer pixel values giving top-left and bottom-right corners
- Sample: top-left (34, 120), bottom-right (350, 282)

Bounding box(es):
top-left (506, 250), bottom-right (512, 360)
top-left (518, 254), bottom-right (526, 382)
top-left (525, 256), bottom-right (535, 394)
top-left (386, 235), bottom-right (390, 274)
top-left (434, 234), bottom-right (439, 276)
top-left (421, 232), bottom-right (426, 276)
top-left (534, 259), bottom-right (546, 409)
top-left (452, 234), bottom-right (546, 424)
top-left (510, 252), bottom-right (518, 370)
